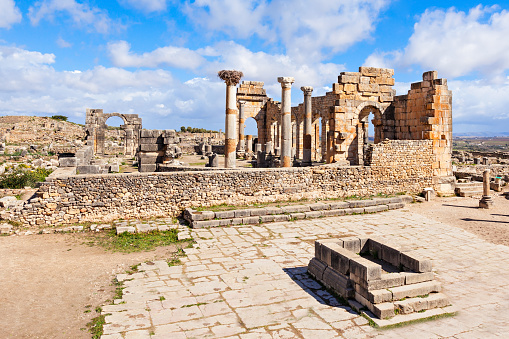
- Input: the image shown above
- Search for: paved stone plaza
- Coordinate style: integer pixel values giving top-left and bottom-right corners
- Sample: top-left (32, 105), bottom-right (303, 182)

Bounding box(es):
top-left (101, 209), bottom-right (509, 338)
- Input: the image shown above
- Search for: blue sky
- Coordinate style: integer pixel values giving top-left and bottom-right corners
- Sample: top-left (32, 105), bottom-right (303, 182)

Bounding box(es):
top-left (0, 0), bottom-right (508, 135)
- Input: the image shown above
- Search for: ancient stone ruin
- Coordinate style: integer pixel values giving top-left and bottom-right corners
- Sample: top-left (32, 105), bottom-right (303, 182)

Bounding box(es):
top-left (84, 108), bottom-right (142, 156)
top-left (229, 67), bottom-right (454, 194)
top-left (309, 237), bottom-right (452, 326)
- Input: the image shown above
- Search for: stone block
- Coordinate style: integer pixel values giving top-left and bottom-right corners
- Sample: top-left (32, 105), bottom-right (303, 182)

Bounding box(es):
top-left (116, 226), bottom-right (136, 234)
top-left (323, 209), bottom-right (346, 217)
top-left (426, 293), bottom-right (450, 309)
top-left (403, 272), bottom-right (434, 285)
top-left (342, 237), bottom-right (361, 253)
top-left (264, 207), bottom-right (282, 215)
top-left (234, 209), bottom-right (251, 218)
top-left (191, 211), bottom-right (215, 221)
top-left (290, 213), bottom-right (306, 220)
top-left (307, 258), bottom-right (327, 281)
top-left (273, 214), bottom-right (290, 222)
top-left (349, 256), bottom-right (382, 282)
top-left (387, 203), bottom-right (405, 210)
top-left (281, 205), bottom-right (310, 213)
top-left (304, 211), bottom-right (323, 219)
top-left (373, 303), bottom-right (395, 320)
top-left (242, 216), bottom-right (259, 225)
top-left (192, 220), bottom-right (220, 228)
top-left (231, 217), bottom-right (243, 225)
top-left (249, 208), bottom-right (267, 216)
top-left (329, 243), bottom-right (354, 275)
top-left (350, 207), bottom-right (365, 214)
top-left (109, 164), bottom-right (120, 173)
top-left (348, 200), bottom-right (377, 208)
top-left (139, 144), bottom-right (164, 152)
top-left (315, 241), bottom-right (322, 260)
top-left (59, 157), bottom-right (77, 167)
top-left (328, 201), bottom-right (349, 209)
top-left (214, 210), bottom-right (235, 219)
top-left (400, 252), bottom-right (432, 273)
top-left (389, 281), bottom-right (441, 300)
top-left (260, 215), bottom-right (275, 223)
top-left (368, 288), bottom-right (393, 304)
top-left (381, 243), bottom-right (401, 268)
top-left (138, 164), bottom-right (157, 172)
top-left (364, 205), bottom-right (388, 213)
top-left (322, 267), bottom-right (352, 297)
top-left (77, 165), bottom-right (102, 174)
top-left (308, 203), bottom-right (329, 211)
top-left (352, 272), bottom-right (405, 291)
top-left (218, 219), bottom-right (232, 226)
top-left (394, 298), bottom-right (428, 314)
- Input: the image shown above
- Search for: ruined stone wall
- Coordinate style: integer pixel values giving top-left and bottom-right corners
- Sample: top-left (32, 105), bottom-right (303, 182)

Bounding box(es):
top-left (9, 140), bottom-right (432, 226)
top-left (393, 71), bottom-right (453, 190)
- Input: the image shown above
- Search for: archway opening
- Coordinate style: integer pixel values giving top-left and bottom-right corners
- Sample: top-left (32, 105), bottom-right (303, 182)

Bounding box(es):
top-left (357, 106), bottom-right (382, 165)
top-left (104, 116), bottom-right (126, 155)
top-left (243, 117), bottom-right (257, 152)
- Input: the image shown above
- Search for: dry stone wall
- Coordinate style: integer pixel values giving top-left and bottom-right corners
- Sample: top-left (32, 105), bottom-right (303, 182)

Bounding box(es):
top-left (6, 140), bottom-right (433, 226)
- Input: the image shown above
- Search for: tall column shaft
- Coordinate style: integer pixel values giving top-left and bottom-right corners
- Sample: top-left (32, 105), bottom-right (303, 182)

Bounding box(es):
top-left (278, 77), bottom-right (295, 167)
top-left (301, 86), bottom-right (313, 165)
top-left (483, 169), bottom-right (490, 196)
top-left (246, 134), bottom-right (253, 152)
top-left (237, 101), bottom-right (246, 151)
top-left (225, 84), bottom-right (237, 168)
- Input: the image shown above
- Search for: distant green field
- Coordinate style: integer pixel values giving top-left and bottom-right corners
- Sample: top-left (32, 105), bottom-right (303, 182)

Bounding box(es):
top-left (453, 137), bottom-right (509, 152)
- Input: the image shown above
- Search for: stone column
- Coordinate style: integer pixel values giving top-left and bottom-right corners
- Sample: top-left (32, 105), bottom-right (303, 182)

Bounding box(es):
top-left (278, 77), bottom-right (295, 167)
top-left (218, 70), bottom-right (243, 168)
top-left (237, 101), bottom-right (246, 151)
top-left (301, 86), bottom-right (313, 166)
top-left (479, 169), bottom-right (494, 208)
top-left (246, 135), bottom-right (253, 152)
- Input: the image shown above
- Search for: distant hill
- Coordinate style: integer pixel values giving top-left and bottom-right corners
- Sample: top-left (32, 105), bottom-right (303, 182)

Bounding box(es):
top-left (453, 132), bottom-right (509, 138)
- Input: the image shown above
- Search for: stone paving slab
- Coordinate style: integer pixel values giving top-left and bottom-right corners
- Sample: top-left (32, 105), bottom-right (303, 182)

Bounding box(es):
top-left (102, 209), bottom-right (509, 338)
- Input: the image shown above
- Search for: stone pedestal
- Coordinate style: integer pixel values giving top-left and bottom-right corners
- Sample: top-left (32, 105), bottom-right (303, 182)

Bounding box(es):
top-left (278, 77), bottom-right (295, 167)
top-left (208, 153), bottom-right (218, 167)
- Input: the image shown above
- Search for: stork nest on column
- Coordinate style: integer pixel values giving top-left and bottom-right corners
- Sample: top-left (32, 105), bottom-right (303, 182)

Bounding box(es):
top-left (218, 70), bottom-right (243, 86)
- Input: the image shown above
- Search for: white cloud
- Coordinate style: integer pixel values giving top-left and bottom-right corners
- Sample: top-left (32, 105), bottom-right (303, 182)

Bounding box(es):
top-left (185, 0), bottom-right (389, 62)
top-left (56, 37), bottom-right (72, 48)
top-left (0, 44), bottom-right (226, 130)
top-left (201, 41), bottom-right (345, 99)
top-left (120, 0), bottom-right (168, 13)
top-left (108, 40), bottom-right (205, 70)
top-left (365, 5), bottom-right (509, 80)
top-left (28, 0), bottom-right (123, 34)
top-left (0, 0), bottom-right (21, 29)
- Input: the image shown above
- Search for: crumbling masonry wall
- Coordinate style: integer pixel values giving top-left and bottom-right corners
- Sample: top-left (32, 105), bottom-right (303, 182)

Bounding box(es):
top-left (8, 140), bottom-right (432, 226)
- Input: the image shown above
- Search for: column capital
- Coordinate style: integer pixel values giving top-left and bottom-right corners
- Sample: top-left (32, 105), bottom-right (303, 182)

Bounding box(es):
top-left (218, 70), bottom-right (243, 86)
top-left (278, 77), bottom-right (295, 88)
top-left (238, 100), bottom-right (247, 107)
top-left (301, 86), bottom-right (313, 95)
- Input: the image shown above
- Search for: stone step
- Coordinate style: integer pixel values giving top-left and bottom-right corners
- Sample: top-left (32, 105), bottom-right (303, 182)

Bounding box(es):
top-left (394, 293), bottom-right (450, 314)
top-left (455, 182), bottom-right (483, 189)
top-left (458, 190), bottom-right (484, 197)
top-left (184, 196), bottom-right (410, 228)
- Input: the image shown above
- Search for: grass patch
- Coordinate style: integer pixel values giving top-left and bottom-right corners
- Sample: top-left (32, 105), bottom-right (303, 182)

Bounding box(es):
top-left (84, 229), bottom-right (191, 253)
top-left (189, 162), bottom-right (207, 166)
top-left (86, 313), bottom-right (110, 339)
top-left (0, 168), bottom-right (53, 189)
top-left (377, 311), bottom-right (457, 330)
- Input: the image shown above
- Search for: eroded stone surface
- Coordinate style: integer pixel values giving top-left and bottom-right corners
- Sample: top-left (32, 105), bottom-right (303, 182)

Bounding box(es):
top-left (102, 209), bottom-right (509, 338)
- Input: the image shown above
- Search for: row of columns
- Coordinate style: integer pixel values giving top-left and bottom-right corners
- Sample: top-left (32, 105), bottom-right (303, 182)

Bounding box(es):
top-left (220, 70), bottom-right (314, 168)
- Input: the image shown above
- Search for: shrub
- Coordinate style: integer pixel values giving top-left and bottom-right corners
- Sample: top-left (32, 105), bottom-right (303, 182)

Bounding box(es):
top-left (51, 115), bottom-right (68, 122)
top-left (0, 168), bottom-right (53, 189)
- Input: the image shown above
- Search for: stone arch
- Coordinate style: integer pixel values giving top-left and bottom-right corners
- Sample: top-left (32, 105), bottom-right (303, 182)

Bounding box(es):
top-left (85, 109), bottom-right (142, 156)
top-left (353, 101), bottom-right (386, 165)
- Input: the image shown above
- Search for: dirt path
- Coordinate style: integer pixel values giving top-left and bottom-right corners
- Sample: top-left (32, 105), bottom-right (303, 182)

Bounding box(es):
top-left (408, 192), bottom-right (509, 246)
top-left (0, 234), bottom-right (181, 339)
top-left (0, 191), bottom-right (508, 338)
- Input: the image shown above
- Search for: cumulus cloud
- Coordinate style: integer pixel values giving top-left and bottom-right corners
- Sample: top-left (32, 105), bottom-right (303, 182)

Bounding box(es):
top-left (185, 0), bottom-right (389, 62)
top-left (28, 0), bottom-right (123, 34)
top-left (0, 44), bottom-right (226, 130)
top-left (120, 0), bottom-right (168, 13)
top-left (203, 41), bottom-right (345, 98)
top-left (0, 0), bottom-right (21, 29)
top-left (364, 5), bottom-right (509, 80)
top-left (108, 40), bottom-right (205, 70)
top-left (56, 37), bottom-right (72, 48)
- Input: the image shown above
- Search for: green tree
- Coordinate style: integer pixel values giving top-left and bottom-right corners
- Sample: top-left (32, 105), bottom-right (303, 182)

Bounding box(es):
top-left (51, 115), bottom-right (68, 122)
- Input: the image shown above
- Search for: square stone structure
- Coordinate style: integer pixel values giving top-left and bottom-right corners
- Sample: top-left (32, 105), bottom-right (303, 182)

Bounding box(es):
top-left (236, 68), bottom-right (454, 194)
top-left (308, 237), bottom-right (453, 326)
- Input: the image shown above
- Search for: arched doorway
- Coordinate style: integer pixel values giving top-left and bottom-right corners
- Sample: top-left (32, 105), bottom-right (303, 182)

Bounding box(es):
top-left (356, 103), bottom-right (383, 165)
top-left (103, 116), bottom-right (126, 155)
top-left (244, 117), bottom-right (257, 152)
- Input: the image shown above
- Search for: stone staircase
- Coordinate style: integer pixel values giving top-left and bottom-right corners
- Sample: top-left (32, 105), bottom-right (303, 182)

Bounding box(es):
top-left (184, 196), bottom-right (413, 228)
top-left (455, 181), bottom-right (484, 197)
